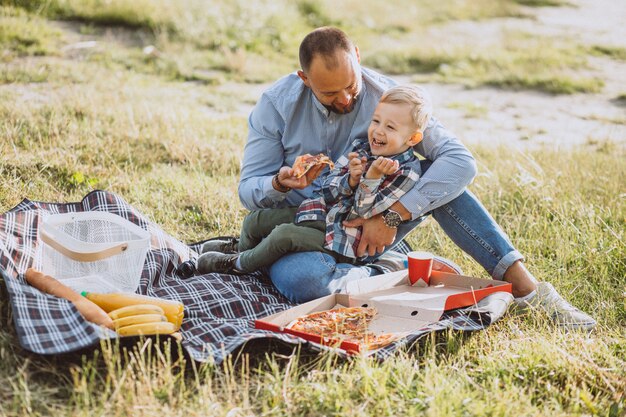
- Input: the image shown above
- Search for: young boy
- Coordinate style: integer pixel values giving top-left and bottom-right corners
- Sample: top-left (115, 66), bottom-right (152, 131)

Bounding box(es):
top-left (196, 85), bottom-right (431, 274)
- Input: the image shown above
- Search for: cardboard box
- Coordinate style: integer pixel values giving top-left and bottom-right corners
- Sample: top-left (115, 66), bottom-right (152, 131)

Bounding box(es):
top-left (255, 270), bottom-right (511, 354)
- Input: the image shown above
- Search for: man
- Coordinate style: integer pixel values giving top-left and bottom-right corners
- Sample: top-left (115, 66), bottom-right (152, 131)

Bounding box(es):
top-left (237, 27), bottom-right (595, 330)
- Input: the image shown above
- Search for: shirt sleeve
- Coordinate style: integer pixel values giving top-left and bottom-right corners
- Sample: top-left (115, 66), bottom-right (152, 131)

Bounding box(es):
top-left (352, 167), bottom-right (420, 219)
top-left (399, 116), bottom-right (478, 219)
top-left (320, 153), bottom-right (354, 205)
top-left (238, 93), bottom-right (290, 210)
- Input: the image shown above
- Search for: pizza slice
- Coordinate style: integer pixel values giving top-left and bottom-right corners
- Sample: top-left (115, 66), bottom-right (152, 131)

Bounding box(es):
top-left (287, 306), bottom-right (399, 351)
top-left (292, 153), bottom-right (335, 178)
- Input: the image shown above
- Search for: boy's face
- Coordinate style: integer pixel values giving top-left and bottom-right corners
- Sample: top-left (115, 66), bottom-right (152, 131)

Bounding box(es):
top-left (368, 102), bottom-right (419, 156)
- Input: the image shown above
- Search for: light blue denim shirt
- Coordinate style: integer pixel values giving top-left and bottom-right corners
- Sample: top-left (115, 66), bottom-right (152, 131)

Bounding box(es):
top-left (238, 67), bottom-right (477, 220)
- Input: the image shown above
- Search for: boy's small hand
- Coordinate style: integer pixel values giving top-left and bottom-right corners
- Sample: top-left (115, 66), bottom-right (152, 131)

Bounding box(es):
top-left (366, 157), bottom-right (399, 179)
top-left (348, 152), bottom-right (366, 189)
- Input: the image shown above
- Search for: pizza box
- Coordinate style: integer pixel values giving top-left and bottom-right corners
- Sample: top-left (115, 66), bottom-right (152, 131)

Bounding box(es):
top-left (255, 269), bottom-right (512, 354)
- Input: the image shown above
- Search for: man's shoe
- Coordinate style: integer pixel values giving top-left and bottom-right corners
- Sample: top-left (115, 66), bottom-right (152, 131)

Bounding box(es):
top-left (201, 237), bottom-right (239, 254)
top-left (515, 282), bottom-right (597, 331)
top-left (196, 251), bottom-right (242, 274)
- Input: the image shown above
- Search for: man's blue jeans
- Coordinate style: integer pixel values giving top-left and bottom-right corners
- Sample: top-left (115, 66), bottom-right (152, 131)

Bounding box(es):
top-left (270, 162), bottom-right (523, 303)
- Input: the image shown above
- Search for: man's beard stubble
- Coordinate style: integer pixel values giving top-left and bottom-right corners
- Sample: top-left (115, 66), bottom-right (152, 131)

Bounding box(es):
top-left (327, 96), bottom-right (358, 115)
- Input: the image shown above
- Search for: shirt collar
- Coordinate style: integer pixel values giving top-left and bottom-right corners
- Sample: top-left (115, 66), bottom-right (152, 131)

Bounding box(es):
top-left (311, 92), bottom-right (330, 117)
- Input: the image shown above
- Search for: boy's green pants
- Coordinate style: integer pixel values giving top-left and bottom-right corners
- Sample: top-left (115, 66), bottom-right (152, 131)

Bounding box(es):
top-left (238, 207), bottom-right (353, 273)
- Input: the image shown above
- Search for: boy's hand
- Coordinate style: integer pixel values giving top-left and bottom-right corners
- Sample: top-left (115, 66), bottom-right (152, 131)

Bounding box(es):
top-left (348, 152), bottom-right (366, 189)
top-left (366, 157), bottom-right (399, 179)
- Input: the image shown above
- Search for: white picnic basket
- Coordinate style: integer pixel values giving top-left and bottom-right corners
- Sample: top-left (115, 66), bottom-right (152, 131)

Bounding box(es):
top-left (37, 212), bottom-right (150, 293)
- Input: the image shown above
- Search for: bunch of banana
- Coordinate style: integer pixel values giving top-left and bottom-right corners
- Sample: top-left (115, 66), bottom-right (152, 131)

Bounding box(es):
top-left (82, 291), bottom-right (184, 329)
top-left (109, 304), bottom-right (177, 336)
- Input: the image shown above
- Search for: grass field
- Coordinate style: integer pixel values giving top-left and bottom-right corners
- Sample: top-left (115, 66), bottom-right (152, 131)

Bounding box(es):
top-left (1, 1), bottom-right (625, 416)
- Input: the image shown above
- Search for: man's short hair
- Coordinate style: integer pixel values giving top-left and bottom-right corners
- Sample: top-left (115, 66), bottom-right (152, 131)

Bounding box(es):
top-left (380, 85), bottom-right (433, 132)
top-left (299, 27), bottom-right (355, 73)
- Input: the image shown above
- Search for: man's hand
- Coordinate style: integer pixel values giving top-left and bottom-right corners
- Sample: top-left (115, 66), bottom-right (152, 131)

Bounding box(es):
top-left (348, 152), bottom-right (366, 189)
top-left (275, 163), bottom-right (325, 191)
top-left (343, 214), bottom-right (396, 257)
top-left (366, 157), bottom-right (400, 179)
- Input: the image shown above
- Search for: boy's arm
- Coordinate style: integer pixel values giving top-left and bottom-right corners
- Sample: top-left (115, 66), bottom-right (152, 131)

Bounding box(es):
top-left (352, 167), bottom-right (419, 219)
top-left (321, 140), bottom-right (369, 204)
top-left (320, 155), bottom-right (354, 205)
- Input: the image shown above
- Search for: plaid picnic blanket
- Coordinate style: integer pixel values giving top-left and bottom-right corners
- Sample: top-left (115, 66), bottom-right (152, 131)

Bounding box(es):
top-left (0, 190), bottom-right (513, 363)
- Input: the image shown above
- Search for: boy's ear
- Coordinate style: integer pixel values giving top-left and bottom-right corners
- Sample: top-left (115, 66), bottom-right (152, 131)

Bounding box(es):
top-left (408, 131), bottom-right (423, 145)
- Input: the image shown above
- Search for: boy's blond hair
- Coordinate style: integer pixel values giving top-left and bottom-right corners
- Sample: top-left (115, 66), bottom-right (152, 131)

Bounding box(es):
top-left (380, 85), bottom-right (432, 132)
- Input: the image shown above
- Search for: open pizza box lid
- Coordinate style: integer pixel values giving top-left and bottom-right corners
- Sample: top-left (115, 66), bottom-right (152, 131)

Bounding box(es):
top-left (255, 269), bottom-right (511, 354)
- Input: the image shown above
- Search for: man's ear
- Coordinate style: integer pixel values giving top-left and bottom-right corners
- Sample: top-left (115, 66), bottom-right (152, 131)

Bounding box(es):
top-left (297, 70), bottom-right (310, 87)
top-left (408, 131), bottom-right (423, 146)
top-left (354, 45), bottom-right (361, 64)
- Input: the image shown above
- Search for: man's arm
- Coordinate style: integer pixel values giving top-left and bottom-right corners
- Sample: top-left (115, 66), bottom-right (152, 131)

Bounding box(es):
top-left (399, 116), bottom-right (477, 219)
top-left (238, 94), bottom-right (290, 210)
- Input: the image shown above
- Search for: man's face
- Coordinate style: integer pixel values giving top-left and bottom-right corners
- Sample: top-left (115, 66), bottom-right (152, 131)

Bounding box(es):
top-left (297, 47), bottom-right (362, 114)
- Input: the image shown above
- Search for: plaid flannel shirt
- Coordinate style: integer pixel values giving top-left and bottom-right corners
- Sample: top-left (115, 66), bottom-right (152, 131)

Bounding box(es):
top-left (296, 139), bottom-right (420, 260)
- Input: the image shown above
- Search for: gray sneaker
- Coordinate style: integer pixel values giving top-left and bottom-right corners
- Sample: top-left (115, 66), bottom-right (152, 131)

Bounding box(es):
top-left (196, 251), bottom-right (242, 274)
top-left (515, 282), bottom-right (596, 331)
top-left (200, 237), bottom-right (239, 254)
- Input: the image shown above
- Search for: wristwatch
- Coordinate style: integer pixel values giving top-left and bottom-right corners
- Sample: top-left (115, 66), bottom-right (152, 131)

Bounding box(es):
top-left (272, 172), bottom-right (291, 193)
top-left (382, 209), bottom-right (403, 228)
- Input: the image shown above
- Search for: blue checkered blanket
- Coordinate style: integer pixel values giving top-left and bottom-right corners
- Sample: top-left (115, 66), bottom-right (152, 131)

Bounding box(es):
top-left (0, 190), bottom-right (512, 363)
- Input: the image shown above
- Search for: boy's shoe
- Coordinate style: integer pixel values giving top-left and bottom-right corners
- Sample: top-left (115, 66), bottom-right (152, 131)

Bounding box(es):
top-left (196, 251), bottom-right (242, 274)
top-left (515, 282), bottom-right (596, 331)
top-left (201, 237), bottom-right (239, 254)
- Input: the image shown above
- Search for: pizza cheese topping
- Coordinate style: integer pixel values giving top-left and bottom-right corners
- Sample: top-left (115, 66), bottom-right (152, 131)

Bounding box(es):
top-left (287, 306), bottom-right (398, 351)
top-left (292, 153), bottom-right (335, 178)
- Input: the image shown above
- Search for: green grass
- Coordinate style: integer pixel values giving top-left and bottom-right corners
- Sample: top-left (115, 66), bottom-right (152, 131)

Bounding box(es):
top-left (1, 1), bottom-right (625, 416)
top-left (0, 6), bottom-right (62, 57)
top-left (512, 0), bottom-right (568, 6)
top-left (590, 45), bottom-right (626, 61)
top-left (446, 101), bottom-right (490, 118)
top-left (364, 34), bottom-right (605, 94)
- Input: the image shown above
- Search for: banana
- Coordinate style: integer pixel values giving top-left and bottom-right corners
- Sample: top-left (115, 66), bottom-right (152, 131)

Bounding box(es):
top-left (82, 292), bottom-right (184, 330)
top-left (113, 313), bottom-right (167, 329)
top-left (108, 304), bottom-right (165, 320)
top-left (116, 321), bottom-right (177, 337)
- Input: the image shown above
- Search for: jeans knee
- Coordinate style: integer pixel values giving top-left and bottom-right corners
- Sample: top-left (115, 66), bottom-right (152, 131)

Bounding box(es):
top-left (269, 252), bottom-right (336, 303)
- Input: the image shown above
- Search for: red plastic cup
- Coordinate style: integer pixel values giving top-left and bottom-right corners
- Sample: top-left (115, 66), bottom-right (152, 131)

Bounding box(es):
top-left (408, 251), bottom-right (434, 287)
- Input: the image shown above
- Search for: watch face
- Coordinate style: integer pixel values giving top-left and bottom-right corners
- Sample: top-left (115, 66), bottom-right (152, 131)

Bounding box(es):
top-left (384, 210), bottom-right (402, 228)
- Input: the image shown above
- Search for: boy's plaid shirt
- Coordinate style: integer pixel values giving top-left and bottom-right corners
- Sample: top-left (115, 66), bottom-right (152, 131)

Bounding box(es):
top-left (295, 139), bottom-right (420, 260)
